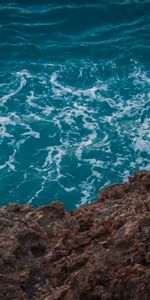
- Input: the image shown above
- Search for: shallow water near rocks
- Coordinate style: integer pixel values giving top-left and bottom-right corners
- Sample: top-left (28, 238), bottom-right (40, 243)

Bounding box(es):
top-left (0, 0), bottom-right (150, 210)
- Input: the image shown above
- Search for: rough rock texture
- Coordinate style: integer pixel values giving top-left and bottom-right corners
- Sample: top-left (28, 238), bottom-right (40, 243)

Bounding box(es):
top-left (0, 171), bottom-right (150, 300)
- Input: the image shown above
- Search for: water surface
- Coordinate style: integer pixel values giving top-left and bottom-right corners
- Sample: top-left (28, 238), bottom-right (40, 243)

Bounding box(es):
top-left (0, 0), bottom-right (150, 210)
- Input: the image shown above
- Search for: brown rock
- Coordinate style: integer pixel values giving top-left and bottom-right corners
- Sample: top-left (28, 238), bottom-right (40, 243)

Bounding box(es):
top-left (0, 171), bottom-right (150, 299)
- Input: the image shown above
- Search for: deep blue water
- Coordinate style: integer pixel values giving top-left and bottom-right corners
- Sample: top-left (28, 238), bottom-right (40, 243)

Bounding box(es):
top-left (0, 0), bottom-right (150, 210)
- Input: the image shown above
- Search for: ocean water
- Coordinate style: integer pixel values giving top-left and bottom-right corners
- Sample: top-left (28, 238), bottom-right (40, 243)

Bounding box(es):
top-left (0, 0), bottom-right (150, 210)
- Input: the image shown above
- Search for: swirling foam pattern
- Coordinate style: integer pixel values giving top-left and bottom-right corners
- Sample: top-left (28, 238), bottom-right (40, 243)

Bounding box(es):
top-left (0, 0), bottom-right (150, 210)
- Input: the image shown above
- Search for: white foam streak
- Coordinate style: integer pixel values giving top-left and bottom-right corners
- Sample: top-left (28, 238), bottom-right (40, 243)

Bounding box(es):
top-left (0, 70), bottom-right (31, 104)
top-left (0, 117), bottom-right (15, 125)
top-left (22, 129), bottom-right (40, 139)
top-left (43, 146), bottom-right (66, 180)
top-left (50, 72), bottom-right (107, 99)
top-left (135, 139), bottom-right (150, 155)
top-left (76, 133), bottom-right (97, 160)
top-left (0, 60), bottom-right (150, 207)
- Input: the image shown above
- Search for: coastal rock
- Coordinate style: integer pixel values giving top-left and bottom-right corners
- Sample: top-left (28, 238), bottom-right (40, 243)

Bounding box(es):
top-left (0, 171), bottom-right (150, 299)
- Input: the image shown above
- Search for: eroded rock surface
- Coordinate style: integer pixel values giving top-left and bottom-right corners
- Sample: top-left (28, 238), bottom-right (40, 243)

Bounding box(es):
top-left (0, 171), bottom-right (150, 299)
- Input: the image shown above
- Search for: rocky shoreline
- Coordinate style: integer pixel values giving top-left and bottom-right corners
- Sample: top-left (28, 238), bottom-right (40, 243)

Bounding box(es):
top-left (0, 171), bottom-right (150, 299)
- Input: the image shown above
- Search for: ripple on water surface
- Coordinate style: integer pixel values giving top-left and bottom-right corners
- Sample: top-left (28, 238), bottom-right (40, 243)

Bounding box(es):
top-left (0, 1), bottom-right (150, 209)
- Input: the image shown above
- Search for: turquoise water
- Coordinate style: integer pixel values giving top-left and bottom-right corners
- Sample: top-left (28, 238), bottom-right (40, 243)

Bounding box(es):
top-left (0, 1), bottom-right (150, 210)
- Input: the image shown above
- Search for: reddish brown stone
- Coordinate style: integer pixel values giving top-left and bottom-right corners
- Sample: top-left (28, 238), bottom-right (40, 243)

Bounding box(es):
top-left (0, 171), bottom-right (150, 299)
